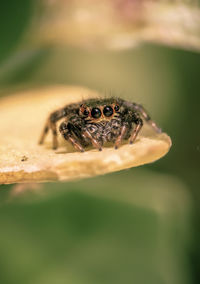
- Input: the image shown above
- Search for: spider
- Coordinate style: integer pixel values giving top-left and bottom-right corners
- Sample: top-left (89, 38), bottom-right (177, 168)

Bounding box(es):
top-left (39, 97), bottom-right (162, 152)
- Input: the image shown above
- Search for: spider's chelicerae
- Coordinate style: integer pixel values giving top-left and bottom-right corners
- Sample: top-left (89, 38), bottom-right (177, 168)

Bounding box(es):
top-left (39, 97), bottom-right (162, 152)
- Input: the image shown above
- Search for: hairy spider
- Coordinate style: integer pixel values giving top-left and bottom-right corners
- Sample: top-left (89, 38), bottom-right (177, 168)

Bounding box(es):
top-left (39, 97), bottom-right (162, 152)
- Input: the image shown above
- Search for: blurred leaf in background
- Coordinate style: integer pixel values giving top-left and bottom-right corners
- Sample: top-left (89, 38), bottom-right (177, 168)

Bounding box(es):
top-left (0, 170), bottom-right (193, 284)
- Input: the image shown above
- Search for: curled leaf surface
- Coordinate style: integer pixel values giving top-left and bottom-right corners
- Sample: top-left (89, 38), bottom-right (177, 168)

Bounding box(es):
top-left (0, 86), bottom-right (171, 184)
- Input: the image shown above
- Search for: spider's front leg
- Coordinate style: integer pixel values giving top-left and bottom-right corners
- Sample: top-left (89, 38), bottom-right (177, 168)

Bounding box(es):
top-left (59, 121), bottom-right (85, 152)
top-left (82, 130), bottom-right (102, 151)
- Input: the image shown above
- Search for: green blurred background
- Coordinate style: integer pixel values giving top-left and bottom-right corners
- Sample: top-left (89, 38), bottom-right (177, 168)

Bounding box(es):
top-left (0, 1), bottom-right (200, 284)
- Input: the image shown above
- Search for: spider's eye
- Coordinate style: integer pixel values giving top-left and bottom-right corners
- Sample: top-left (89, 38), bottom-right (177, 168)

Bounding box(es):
top-left (114, 105), bottom-right (120, 111)
top-left (83, 109), bottom-right (89, 116)
top-left (103, 106), bottom-right (113, 117)
top-left (80, 105), bottom-right (89, 117)
top-left (91, 107), bottom-right (101, 119)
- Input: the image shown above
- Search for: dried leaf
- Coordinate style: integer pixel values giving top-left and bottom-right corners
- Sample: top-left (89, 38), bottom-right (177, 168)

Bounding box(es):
top-left (0, 86), bottom-right (171, 184)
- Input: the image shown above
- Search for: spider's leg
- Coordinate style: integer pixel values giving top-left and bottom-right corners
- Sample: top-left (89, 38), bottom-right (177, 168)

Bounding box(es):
top-left (39, 108), bottom-right (72, 149)
top-left (114, 125), bottom-right (127, 149)
top-left (59, 121), bottom-right (84, 152)
top-left (38, 122), bottom-right (49, 145)
top-left (50, 121), bottom-right (58, 149)
top-left (129, 117), bottom-right (143, 144)
top-left (82, 130), bottom-right (102, 151)
top-left (38, 120), bottom-right (58, 149)
top-left (133, 103), bottom-right (162, 133)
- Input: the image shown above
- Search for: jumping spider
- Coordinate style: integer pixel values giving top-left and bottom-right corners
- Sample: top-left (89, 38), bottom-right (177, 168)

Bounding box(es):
top-left (39, 97), bottom-right (161, 152)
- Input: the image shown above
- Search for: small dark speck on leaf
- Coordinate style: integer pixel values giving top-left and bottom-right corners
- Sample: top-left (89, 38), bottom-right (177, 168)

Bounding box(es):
top-left (21, 156), bottom-right (28, 162)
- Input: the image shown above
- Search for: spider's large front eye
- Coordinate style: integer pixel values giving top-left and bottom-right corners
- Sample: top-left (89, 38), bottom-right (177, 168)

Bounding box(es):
top-left (91, 107), bottom-right (101, 119)
top-left (103, 106), bottom-right (113, 117)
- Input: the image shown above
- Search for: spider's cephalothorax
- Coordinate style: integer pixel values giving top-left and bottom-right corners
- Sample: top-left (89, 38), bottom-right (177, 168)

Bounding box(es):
top-left (39, 97), bottom-right (161, 152)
